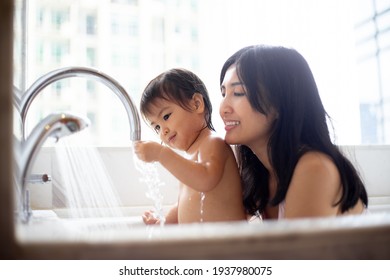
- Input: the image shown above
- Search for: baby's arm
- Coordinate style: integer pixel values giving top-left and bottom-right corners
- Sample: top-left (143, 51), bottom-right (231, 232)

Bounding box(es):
top-left (134, 138), bottom-right (228, 192)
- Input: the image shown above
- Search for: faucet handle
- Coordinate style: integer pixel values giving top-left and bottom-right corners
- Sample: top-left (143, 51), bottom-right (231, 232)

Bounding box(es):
top-left (26, 173), bottom-right (52, 184)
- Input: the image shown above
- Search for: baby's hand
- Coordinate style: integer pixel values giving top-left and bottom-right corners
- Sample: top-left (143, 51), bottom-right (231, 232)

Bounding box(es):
top-left (133, 141), bottom-right (162, 162)
top-left (142, 210), bottom-right (160, 225)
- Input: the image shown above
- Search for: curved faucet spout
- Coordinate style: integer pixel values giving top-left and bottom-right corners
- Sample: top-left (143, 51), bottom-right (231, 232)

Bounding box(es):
top-left (19, 66), bottom-right (141, 141)
top-left (17, 112), bottom-right (90, 223)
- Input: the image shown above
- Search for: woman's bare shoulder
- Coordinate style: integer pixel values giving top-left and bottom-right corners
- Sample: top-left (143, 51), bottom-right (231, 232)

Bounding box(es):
top-left (285, 151), bottom-right (342, 217)
top-left (296, 151), bottom-right (338, 175)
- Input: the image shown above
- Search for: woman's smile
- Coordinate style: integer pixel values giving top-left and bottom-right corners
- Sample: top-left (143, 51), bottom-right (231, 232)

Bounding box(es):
top-left (224, 120), bottom-right (240, 131)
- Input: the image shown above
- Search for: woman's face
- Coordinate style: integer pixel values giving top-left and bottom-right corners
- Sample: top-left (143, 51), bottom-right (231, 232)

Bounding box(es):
top-left (219, 65), bottom-right (275, 151)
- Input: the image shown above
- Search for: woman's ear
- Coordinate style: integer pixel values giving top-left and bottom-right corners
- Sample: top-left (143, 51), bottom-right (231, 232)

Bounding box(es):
top-left (192, 93), bottom-right (205, 113)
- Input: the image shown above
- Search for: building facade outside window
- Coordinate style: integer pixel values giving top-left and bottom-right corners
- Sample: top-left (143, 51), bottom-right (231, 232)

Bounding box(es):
top-left (17, 0), bottom-right (390, 146)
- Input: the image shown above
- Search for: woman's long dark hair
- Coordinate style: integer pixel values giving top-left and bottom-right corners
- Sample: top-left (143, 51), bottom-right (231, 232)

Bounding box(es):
top-left (220, 45), bottom-right (368, 216)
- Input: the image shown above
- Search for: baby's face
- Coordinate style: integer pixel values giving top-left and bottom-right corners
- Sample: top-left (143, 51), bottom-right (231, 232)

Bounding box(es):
top-left (146, 98), bottom-right (203, 152)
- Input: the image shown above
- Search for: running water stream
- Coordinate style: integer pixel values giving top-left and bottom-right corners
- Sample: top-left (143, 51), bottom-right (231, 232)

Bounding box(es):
top-left (200, 192), bottom-right (205, 222)
top-left (53, 132), bottom-right (166, 227)
top-left (131, 145), bottom-right (166, 226)
top-left (55, 134), bottom-right (124, 219)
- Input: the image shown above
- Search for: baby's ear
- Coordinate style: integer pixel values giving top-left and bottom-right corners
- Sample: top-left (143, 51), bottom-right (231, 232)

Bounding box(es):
top-left (192, 93), bottom-right (205, 113)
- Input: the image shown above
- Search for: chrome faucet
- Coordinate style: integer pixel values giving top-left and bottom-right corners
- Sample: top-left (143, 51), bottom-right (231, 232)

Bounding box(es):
top-left (18, 66), bottom-right (141, 141)
top-left (13, 66), bottom-right (141, 223)
top-left (15, 112), bottom-right (90, 223)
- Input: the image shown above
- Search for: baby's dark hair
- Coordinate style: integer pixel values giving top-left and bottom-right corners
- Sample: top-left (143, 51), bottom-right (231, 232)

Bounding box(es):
top-left (140, 68), bottom-right (214, 131)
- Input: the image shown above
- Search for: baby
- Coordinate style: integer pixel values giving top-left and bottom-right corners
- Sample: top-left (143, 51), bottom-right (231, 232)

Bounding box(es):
top-left (134, 68), bottom-right (246, 224)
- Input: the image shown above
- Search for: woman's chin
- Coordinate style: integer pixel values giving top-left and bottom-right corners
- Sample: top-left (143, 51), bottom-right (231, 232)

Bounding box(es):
top-left (224, 135), bottom-right (239, 145)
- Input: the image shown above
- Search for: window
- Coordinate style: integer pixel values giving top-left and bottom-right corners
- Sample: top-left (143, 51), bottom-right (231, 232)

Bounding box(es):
top-left (51, 42), bottom-right (69, 64)
top-left (51, 9), bottom-right (69, 30)
top-left (86, 47), bottom-right (96, 67)
top-left (128, 18), bottom-right (139, 37)
top-left (86, 14), bottom-right (97, 35)
top-left (37, 8), bottom-right (44, 27)
top-left (354, 2), bottom-right (390, 144)
top-left (20, 0), bottom-right (390, 146)
top-left (87, 80), bottom-right (96, 94)
top-left (111, 15), bottom-right (139, 37)
top-left (36, 42), bottom-right (44, 63)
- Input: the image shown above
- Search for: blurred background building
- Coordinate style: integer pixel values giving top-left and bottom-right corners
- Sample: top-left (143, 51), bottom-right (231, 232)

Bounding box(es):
top-left (14, 0), bottom-right (390, 145)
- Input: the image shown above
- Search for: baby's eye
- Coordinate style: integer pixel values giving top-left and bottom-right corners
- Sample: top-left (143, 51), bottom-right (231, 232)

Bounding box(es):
top-left (154, 125), bottom-right (161, 134)
top-left (163, 113), bottom-right (171, 121)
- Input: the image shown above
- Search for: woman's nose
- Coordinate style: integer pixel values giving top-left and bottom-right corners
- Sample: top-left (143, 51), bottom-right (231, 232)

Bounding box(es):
top-left (220, 97), bottom-right (232, 116)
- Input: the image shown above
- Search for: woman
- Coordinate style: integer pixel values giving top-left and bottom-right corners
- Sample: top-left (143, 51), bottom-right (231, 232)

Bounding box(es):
top-left (219, 45), bottom-right (368, 220)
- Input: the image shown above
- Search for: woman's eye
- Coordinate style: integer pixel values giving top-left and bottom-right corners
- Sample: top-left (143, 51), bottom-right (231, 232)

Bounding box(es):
top-left (154, 125), bottom-right (161, 134)
top-left (234, 92), bottom-right (245, 96)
